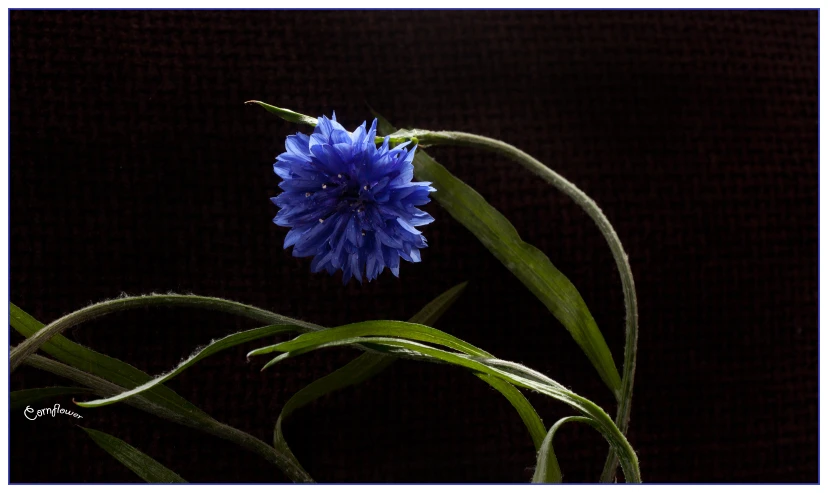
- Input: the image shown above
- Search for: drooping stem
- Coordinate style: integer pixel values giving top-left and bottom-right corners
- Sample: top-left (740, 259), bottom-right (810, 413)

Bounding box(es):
top-left (21, 351), bottom-right (315, 483)
top-left (408, 130), bottom-right (638, 482)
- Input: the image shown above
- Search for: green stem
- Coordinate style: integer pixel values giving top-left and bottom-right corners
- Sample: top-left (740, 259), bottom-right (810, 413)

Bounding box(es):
top-left (9, 294), bottom-right (325, 372)
top-left (408, 130), bottom-right (638, 482)
top-left (21, 352), bottom-right (314, 483)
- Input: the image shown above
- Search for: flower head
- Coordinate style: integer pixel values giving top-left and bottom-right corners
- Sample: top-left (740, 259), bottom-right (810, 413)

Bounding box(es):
top-left (272, 114), bottom-right (435, 283)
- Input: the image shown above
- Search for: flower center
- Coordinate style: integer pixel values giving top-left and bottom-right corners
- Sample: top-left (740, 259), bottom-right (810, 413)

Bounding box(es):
top-left (328, 174), bottom-right (371, 215)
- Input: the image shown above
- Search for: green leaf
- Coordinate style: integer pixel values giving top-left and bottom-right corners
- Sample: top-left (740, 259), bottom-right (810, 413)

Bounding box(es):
top-left (81, 427), bottom-right (187, 483)
top-left (8, 294), bottom-right (330, 372)
top-left (250, 320), bottom-right (493, 366)
top-left (22, 352), bottom-right (313, 483)
top-left (271, 284), bottom-right (468, 465)
top-left (246, 100), bottom-right (319, 126)
top-left (10, 386), bottom-right (90, 410)
top-left (407, 281), bottom-right (469, 327)
top-left (532, 416), bottom-right (595, 483)
top-left (262, 329), bottom-right (641, 483)
top-left (76, 324), bottom-right (299, 408)
top-left (10, 302), bottom-right (210, 419)
top-left (476, 374), bottom-right (546, 450)
top-left (372, 111), bottom-right (622, 398)
top-left (269, 282), bottom-right (546, 471)
top-left (11, 304), bottom-right (314, 483)
top-left (272, 350), bottom-right (397, 468)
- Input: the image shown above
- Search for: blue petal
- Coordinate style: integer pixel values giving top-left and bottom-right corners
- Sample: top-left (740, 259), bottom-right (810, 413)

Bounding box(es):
top-left (285, 133), bottom-right (312, 158)
top-left (272, 113), bottom-right (434, 282)
top-left (284, 225), bottom-right (311, 249)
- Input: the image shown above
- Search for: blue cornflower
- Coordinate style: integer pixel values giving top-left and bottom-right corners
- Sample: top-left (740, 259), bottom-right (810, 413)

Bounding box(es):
top-left (271, 114), bottom-right (435, 284)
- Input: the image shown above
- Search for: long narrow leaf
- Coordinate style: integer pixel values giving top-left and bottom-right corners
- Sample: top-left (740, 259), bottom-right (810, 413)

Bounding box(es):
top-left (20, 352), bottom-right (313, 483)
top-left (9, 294), bottom-right (328, 372)
top-left (532, 416), bottom-right (595, 483)
top-left (272, 351), bottom-right (397, 468)
top-left (262, 332), bottom-right (640, 483)
top-left (11, 305), bottom-right (314, 483)
top-left (476, 374), bottom-right (547, 450)
top-left (10, 302), bottom-right (209, 418)
top-left (246, 100), bottom-right (319, 126)
top-left (270, 282), bottom-right (547, 471)
top-left (82, 427), bottom-right (187, 483)
top-left (10, 386), bottom-right (90, 410)
top-left (76, 324), bottom-right (299, 408)
top-left (373, 112), bottom-right (622, 398)
top-left (271, 283), bottom-right (468, 463)
top-left (250, 320), bottom-right (492, 362)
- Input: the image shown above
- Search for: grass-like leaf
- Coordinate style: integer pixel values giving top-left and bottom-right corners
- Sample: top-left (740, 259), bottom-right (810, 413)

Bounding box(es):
top-left (81, 427), bottom-right (187, 483)
top-left (76, 324), bottom-right (299, 408)
top-left (10, 386), bottom-right (90, 410)
top-left (10, 302), bottom-right (210, 419)
top-left (268, 282), bottom-right (547, 473)
top-left (476, 374), bottom-right (546, 450)
top-left (385, 126), bottom-right (641, 482)
top-left (8, 294), bottom-right (329, 372)
top-left (270, 283), bottom-right (466, 464)
top-left (250, 320), bottom-right (492, 365)
top-left (11, 303), bottom-right (314, 482)
top-left (532, 416), bottom-right (595, 483)
top-left (261, 331), bottom-right (640, 483)
top-left (20, 351), bottom-right (313, 483)
top-left (372, 112), bottom-right (622, 398)
top-left (246, 100), bottom-right (319, 126)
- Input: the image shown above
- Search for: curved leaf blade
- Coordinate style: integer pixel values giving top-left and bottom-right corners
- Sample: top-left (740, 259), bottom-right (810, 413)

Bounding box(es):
top-left (12, 306), bottom-right (313, 483)
top-left (532, 416), bottom-right (595, 483)
top-left (77, 324), bottom-right (298, 408)
top-left (264, 332), bottom-right (640, 483)
top-left (271, 282), bottom-right (546, 470)
top-left (82, 427), bottom-right (187, 483)
top-left (476, 374), bottom-right (546, 451)
top-left (10, 302), bottom-right (209, 418)
top-left (272, 283), bottom-right (469, 463)
top-left (408, 281), bottom-right (469, 326)
top-left (246, 100), bottom-right (318, 126)
top-left (250, 320), bottom-right (492, 360)
top-left (372, 111), bottom-right (622, 398)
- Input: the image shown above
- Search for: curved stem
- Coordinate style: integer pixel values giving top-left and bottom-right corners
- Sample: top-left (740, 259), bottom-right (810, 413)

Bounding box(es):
top-left (410, 130), bottom-right (638, 482)
top-left (9, 294), bottom-right (325, 372)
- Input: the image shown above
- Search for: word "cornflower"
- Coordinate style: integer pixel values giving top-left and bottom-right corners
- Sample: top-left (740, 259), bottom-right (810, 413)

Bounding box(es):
top-left (272, 114), bottom-right (435, 283)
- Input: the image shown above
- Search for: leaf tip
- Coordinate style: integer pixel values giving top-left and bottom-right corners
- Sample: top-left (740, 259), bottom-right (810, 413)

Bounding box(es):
top-left (246, 347), bottom-right (267, 359)
top-left (73, 397), bottom-right (102, 409)
top-left (260, 354), bottom-right (286, 372)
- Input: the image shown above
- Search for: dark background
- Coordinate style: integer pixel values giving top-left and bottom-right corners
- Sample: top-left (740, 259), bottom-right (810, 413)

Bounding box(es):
top-left (9, 10), bottom-right (818, 483)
